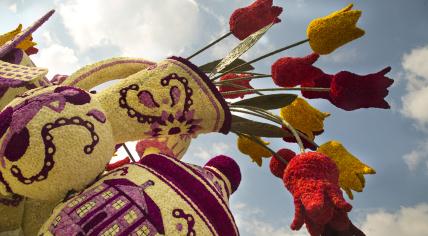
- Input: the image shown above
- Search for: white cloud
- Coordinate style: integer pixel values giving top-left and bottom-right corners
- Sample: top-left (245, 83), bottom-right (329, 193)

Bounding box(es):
top-left (40, 31), bottom-right (54, 46)
top-left (210, 37), bottom-right (240, 60)
top-left (360, 204), bottom-right (428, 236)
top-left (400, 45), bottom-right (428, 172)
top-left (231, 202), bottom-right (307, 236)
top-left (8, 3), bottom-right (17, 13)
top-left (232, 202), bottom-right (428, 236)
top-left (209, 33), bottom-right (274, 63)
top-left (33, 43), bottom-right (79, 78)
top-left (402, 86), bottom-right (428, 130)
top-left (402, 46), bottom-right (428, 81)
top-left (296, 0), bottom-right (307, 8)
top-left (56, 0), bottom-right (205, 61)
top-left (400, 45), bottom-right (428, 129)
top-left (402, 140), bottom-right (428, 172)
top-left (241, 35), bottom-right (275, 61)
top-left (193, 142), bottom-right (230, 161)
top-left (325, 47), bottom-right (358, 64)
top-left (112, 141), bottom-right (139, 163)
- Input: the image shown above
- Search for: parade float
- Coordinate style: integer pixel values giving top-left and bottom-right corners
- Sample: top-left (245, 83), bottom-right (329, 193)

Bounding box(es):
top-left (0, 1), bottom-right (393, 235)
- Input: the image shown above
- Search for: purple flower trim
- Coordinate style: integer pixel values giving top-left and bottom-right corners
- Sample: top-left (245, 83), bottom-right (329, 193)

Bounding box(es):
top-left (172, 208), bottom-right (196, 235)
top-left (54, 86), bottom-right (91, 105)
top-left (134, 162), bottom-right (217, 236)
top-left (4, 127), bottom-right (30, 162)
top-left (1, 48), bottom-right (23, 64)
top-left (0, 10), bottom-right (55, 58)
top-left (167, 56), bottom-right (231, 134)
top-left (86, 109), bottom-right (107, 123)
top-left (0, 76), bottom-right (27, 88)
top-left (0, 194), bottom-right (23, 207)
top-left (205, 155), bottom-right (241, 194)
top-left (9, 116), bottom-right (99, 185)
top-left (138, 90), bottom-right (160, 108)
top-left (138, 154), bottom-right (239, 236)
top-left (69, 59), bottom-right (155, 86)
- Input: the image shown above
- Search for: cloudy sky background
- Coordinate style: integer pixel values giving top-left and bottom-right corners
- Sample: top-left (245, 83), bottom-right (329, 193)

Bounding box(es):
top-left (1, 0), bottom-right (428, 235)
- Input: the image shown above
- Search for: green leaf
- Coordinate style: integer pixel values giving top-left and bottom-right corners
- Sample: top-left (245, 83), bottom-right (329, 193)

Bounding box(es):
top-left (199, 58), bottom-right (254, 73)
top-left (232, 94), bottom-right (297, 110)
top-left (209, 23), bottom-right (273, 77)
top-left (231, 115), bottom-right (291, 138)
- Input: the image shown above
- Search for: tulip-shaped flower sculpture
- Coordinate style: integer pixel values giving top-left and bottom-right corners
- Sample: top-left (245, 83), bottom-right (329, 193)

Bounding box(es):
top-left (0, 2), bottom-right (396, 236)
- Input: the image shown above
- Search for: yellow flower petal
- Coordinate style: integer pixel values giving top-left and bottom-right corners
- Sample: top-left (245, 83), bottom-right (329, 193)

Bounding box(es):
top-left (0, 24), bottom-right (37, 51)
top-left (317, 140), bottom-right (376, 199)
top-left (344, 187), bottom-right (353, 200)
top-left (237, 136), bottom-right (271, 166)
top-left (280, 97), bottom-right (329, 140)
top-left (0, 24), bottom-right (22, 45)
top-left (307, 4), bottom-right (365, 55)
top-left (16, 36), bottom-right (37, 51)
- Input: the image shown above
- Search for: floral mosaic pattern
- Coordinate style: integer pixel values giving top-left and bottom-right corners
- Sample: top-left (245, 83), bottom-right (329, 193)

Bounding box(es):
top-left (49, 178), bottom-right (164, 236)
top-left (118, 73), bottom-right (202, 139)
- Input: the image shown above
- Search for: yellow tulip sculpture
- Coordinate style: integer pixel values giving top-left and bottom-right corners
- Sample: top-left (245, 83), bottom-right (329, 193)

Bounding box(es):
top-left (0, 24), bottom-right (37, 54)
top-left (280, 97), bottom-right (329, 140)
top-left (317, 140), bottom-right (376, 199)
top-left (237, 135), bottom-right (271, 166)
top-left (307, 4), bottom-right (365, 55)
top-left (0, 2), bottom-right (390, 235)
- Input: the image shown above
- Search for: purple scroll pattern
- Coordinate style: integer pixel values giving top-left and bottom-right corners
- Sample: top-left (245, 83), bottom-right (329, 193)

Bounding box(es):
top-left (10, 116), bottom-right (99, 184)
top-left (118, 73), bottom-right (202, 138)
top-left (172, 208), bottom-right (196, 236)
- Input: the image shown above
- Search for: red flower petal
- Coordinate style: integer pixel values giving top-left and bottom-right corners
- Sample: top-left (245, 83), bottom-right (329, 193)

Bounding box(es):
top-left (106, 157), bottom-right (130, 171)
top-left (229, 0), bottom-right (283, 40)
top-left (301, 74), bottom-right (333, 100)
top-left (25, 46), bottom-right (38, 55)
top-left (219, 73), bottom-right (254, 99)
top-left (271, 53), bottom-right (327, 87)
top-left (322, 222), bottom-right (366, 236)
top-left (269, 148), bottom-right (296, 178)
top-left (283, 152), bottom-right (353, 235)
top-left (282, 126), bottom-right (320, 151)
top-left (330, 67), bottom-right (394, 111)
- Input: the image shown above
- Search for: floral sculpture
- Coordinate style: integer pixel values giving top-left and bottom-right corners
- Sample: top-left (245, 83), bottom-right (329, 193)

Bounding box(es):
top-left (0, 1), bottom-right (393, 235)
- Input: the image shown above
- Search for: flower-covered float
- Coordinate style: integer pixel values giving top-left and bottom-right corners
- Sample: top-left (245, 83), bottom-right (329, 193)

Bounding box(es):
top-left (0, 1), bottom-right (393, 235)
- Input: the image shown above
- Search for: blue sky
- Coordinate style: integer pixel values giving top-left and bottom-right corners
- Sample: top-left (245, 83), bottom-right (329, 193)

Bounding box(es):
top-left (1, 0), bottom-right (428, 235)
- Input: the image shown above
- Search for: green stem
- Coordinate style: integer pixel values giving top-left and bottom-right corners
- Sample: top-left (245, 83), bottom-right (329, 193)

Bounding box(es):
top-left (187, 32), bottom-right (232, 60)
top-left (258, 110), bottom-right (305, 154)
top-left (234, 131), bottom-right (288, 164)
top-left (218, 81), bottom-right (264, 95)
top-left (123, 143), bottom-right (136, 163)
top-left (281, 119), bottom-right (305, 154)
top-left (212, 38), bottom-right (310, 81)
top-left (230, 105), bottom-right (279, 122)
top-left (295, 130), bottom-right (319, 149)
top-left (213, 75), bottom-right (271, 85)
top-left (234, 72), bottom-right (271, 76)
top-left (229, 108), bottom-right (279, 124)
top-left (221, 87), bottom-right (330, 96)
top-left (253, 107), bottom-right (319, 151)
top-left (232, 106), bottom-right (306, 153)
